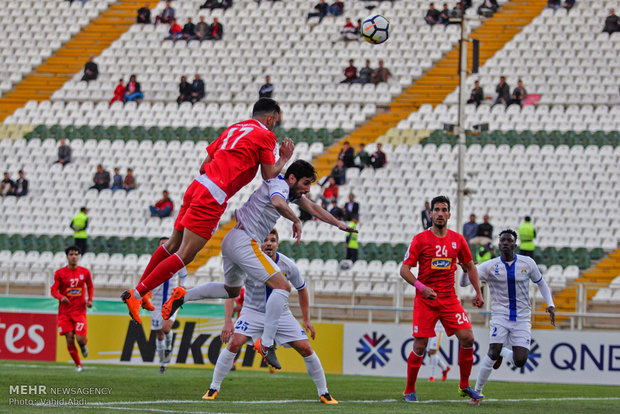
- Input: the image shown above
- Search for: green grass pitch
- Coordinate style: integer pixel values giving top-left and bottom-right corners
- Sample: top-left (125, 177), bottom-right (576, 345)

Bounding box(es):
top-left (1, 361), bottom-right (619, 413)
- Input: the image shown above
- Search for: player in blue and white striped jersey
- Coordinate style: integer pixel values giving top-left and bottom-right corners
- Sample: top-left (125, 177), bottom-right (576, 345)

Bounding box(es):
top-left (460, 229), bottom-right (555, 404)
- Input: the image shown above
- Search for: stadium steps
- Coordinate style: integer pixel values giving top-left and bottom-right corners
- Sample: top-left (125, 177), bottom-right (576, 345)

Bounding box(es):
top-left (532, 248), bottom-right (620, 329)
top-left (310, 0), bottom-right (548, 176)
top-left (0, 0), bottom-right (160, 122)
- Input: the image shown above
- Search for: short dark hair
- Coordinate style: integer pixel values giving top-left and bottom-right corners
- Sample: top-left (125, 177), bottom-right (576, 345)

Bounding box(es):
top-left (499, 229), bottom-right (518, 240)
top-left (269, 228), bottom-right (279, 242)
top-left (525, 215), bottom-right (531, 221)
top-left (284, 160), bottom-right (317, 183)
top-left (159, 236), bottom-right (169, 243)
top-left (252, 98), bottom-right (281, 117)
top-left (65, 245), bottom-right (80, 256)
top-left (431, 195), bottom-right (451, 211)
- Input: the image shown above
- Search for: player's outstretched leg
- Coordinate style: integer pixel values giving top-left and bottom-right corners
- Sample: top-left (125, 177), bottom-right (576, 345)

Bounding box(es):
top-left (403, 350), bottom-right (423, 402)
top-left (121, 289), bottom-right (143, 324)
top-left (67, 344), bottom-right (82, 371)
top-left (141, 291), bottom-right (155, 311)
top-left (77, 336), bottom-right (88, 358)
top-left (457, 345), bottom-right (484, 401)
top-left (254, 339), bottom-right (281, 370)
top-left (204, 348), bottom-right (237, 400)
top-left (162, 287), bottom-right (186, 320)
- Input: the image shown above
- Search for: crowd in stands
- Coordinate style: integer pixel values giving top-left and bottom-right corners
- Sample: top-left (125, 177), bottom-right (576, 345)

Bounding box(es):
top-left (150, 190), bottom-right (174, 218)
top-left (1, 171), bottom-right (28, 198)
top-left (464, 76), bottom-right (530, 108)
top-left (546, 0), bottom-right (575, 11)
top-left (340, 60), bottom-right (392, 85)
top-left (88, 164), bottom-right (136, 193)
top-left (307, 0), bottom-right (344, 24)
top-left (603, 8), bottom-right (620, 34)
top-left (176, 74), bottom-right (205, 105)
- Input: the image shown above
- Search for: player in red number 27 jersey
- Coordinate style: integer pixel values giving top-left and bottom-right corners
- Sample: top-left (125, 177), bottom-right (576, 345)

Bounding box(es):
top-left (50, 245), bottom-right (94, 372)
top-left (399, 196), bottom-right (484, 403)
top-left (122, 98), bottom-right (294, 324)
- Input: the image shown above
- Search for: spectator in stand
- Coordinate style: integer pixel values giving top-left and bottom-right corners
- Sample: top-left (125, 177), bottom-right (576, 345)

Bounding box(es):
top-left (470, 214), bottom-right (493, 245)
top-left (450, 2), bottom-right (464, 21)
top-left (329, 159), bottom-right (347, 185)
top-left (55, 138), bottom-right (72, 167)
top-left (192, 16), bottom-right (210, 42)
top-left (421, 201), bottom-right (432, 229)
top-left (493, 76), bottom-right (510, 107)
top-left (200, 0), bottom-right (233, 10)
top-left (124, 168), bottom-right (136, 192)
top-left (338, 141), bottom-right (355, 168)
top-left (307, 0), bottom-right (329, 24)
top-left (207, 17), bottom-right (224, 40)
top-left (341, 59), bottom-right (358, 83)
top-left (109, 79), bottom-right (125, 106)
top-left (424, 3), bottom-right (441, 25)
top-left (7, 170), bottom-right (28, 197)
top-left (322, 177), bottom-right (339, 205)
top-left (603, 9), bottom-right (620, 34)
top-left (466, 80), bottom-right (484, 107)
top-left (89, 164), bottom-right (110, 192)
top-left (355, 19), bottom-right (362, 38)
top-left (462, 214), bottom-right (478, 244)
top-left (337, 17), bottom-right (359, 42)
top-left (478, 0), bottom-right (499, 16)
top-left (546, 0), bottom-right (561, 9)
top-left (123, 74), bottom-right (144, 103)
top-left (439, 3), bottom-right (450, 25)
top-left (181, 18), bottom-right (196, 42)
top-left (80, 55), bottom-right (98, 83)
top-left (111, 168), bottom-right (123, 191)
top-left (370, 60), bottom-right (392, 84)
top-left (329, 199), bottom-right (344, 220)
top-left (164, 18), bottom-right (183, 41)
top-left (177, 76), bottom-right (192, 105)
top-left (354, 143), bottom-right (370, 169)
top-left (137, 3), bottom-right (151, 24)
top-left (343, 193), bottom-right (359, 221)
top-left (150, 190), bottom-right (174, 218)
top-left (353, 59), bottom-right (373, 84)
top-left (259, 76), bottom-right (274, 98)
top-left (370, 143), bottom-right (386, 169)
top-left (562, 0), bottom-right (575, 10)
top-left (1, 172), bottom-right (14, 197)
top-left (329, 0), bottom-right (344, 16)
top-left (191, 74), bottom-right (205, 104)
top-left (70, 207), bottom-right (89, 254)
top-left (154, 1), bottom-right (175, 25)
top-left (510, 79), bottom-right (527, 107)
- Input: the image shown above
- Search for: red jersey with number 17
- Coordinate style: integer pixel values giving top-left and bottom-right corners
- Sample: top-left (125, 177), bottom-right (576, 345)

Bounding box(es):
top-left (204, 119), bottom-right (277, 202)
top-left (50, 266), bottom-right (93, 315)
top-left (403, 229), bottom-right (472, 296)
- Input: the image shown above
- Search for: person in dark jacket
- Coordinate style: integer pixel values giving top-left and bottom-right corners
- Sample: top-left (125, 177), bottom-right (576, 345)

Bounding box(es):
top-left (177, 76), bottom-right (192, 105)
top-left (137, 3), bottom-right (151, 23)
top-left (190, 74), bottom-right (205, 103)
top-left (81, 55), bottom-right (98, 82)
top-left (493, 76), bottom-right (510, 107)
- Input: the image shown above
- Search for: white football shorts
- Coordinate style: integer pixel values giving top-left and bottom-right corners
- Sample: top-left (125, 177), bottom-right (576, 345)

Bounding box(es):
top-left (489, 317), bottom-right (532, 348)
top-left (150, 307), bottom-right (177, 331)
top-left (233, 307), bottom-right (308, 347)
top-left (426, 331), bottom-right (443, 351)
top-left (222, 227), bottom-right (280, 288)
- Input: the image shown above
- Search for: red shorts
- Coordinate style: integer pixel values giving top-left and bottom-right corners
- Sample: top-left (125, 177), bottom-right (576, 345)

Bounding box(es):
top-left (412, 294), bottom-right (472, 337)
top-left (174, 180), bottom-right (227, 239)
top-left (58, 312), bottom-right (87, 336)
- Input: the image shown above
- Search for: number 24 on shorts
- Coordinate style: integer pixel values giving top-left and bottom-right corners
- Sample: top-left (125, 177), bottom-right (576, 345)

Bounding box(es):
top-left (455, 313), bottom-right (469, 325)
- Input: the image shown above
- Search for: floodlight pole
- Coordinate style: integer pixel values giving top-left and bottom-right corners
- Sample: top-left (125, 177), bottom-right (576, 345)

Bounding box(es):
top-left (456, 12), bottom-right (468, 238)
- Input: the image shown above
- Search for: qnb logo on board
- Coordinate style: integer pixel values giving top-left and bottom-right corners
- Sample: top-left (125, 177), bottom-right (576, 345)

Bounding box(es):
top-left (356, 332), bottom-right (392, 368)
top-left (509, 339), bottom-right (541, 374)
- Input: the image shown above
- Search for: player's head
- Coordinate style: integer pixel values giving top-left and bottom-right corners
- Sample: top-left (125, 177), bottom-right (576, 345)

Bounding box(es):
top-left (158, 237), bottom-right (169, 247)
top-left (498, 229), bottom-right (518, 257)
top-left (65, 245), bottom-right (80, 266)
top-left (252, 98), bottom-right (281, 131)
top-left (430, 195), bottom-right (451, 229)
top-left (261, 229), bottom-right (279, 259)
top-left (284, 160), bottom-right (316, 200)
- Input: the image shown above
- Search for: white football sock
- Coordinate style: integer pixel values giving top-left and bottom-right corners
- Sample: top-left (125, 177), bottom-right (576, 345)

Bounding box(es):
top-left (303, 352), bottom-right (328, 396)
top-left (156, 337), bottom-right (165, 365)
top-left (165, 331), bottom-right (173, 351)
top-left (185, 283), bottom-right (229, 301)
top-left (475, 354), bottom-right (495, 394)
top-left (428, 353), bottom-right (439, 378)
top-left (132, 289), bottom-right (142, 301)
top-left (178, 267), bottom-right (188, 288)
top-left (210, 348), bottom-right (236, 391)
top-left (261, 289), bottom-right (290, 347)
top-left (437, 354), bottom-right (447, 371)
top-left (500, 347), bottom-right (515, 365)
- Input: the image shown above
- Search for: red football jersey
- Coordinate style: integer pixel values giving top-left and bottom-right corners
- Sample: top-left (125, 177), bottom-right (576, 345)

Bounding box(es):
top-left (50, 266), bottom-right (93, 315)
top-left (234, 287), bottom-right (245, 307)
top-left (403, 229), bottom-right (472, 295)
top-left (204, 119), bottom-right (277, 201)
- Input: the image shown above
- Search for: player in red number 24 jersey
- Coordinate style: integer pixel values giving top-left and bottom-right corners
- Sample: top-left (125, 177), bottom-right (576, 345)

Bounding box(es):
top-left (400, 196), bottom-right (485, 403)
top-left (51, 245), bottom-right (94, 372)
top-left (122, 98), bottom-right (294, 324)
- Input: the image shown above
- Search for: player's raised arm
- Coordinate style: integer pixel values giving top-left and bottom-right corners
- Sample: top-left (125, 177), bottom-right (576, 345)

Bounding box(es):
top-left (297, 196), bottom-right (357, 233)
top-left (261, 138), bottom-right (295, 180)
top-left (271, 193), bottom-right (302, 243)
top-left (399, 263), bottom-right (437, 300)
top-left (462, 260), bottom-right (484, 308)
top-left (221, 299), bottom-right (235, 343)
top-left (298, 287), bottom-right (315, 340)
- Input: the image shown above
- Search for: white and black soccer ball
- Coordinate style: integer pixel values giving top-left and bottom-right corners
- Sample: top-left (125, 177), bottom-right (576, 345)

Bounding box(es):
top-left (360, 14), bottom-right (390, 45)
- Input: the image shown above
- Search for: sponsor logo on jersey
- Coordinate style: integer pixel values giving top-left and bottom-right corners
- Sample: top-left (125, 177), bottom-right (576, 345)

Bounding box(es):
top-left (66, 288), bottom-right (82, 296)
top-left (521, 269), bottom-right (528, 275)
top-left (431, 258), bottom-right (452, 269)
top-left (356, 331), bottom-right (392, 369)
top-left (79, 274), bottom-right (84, 280)
top-left (452, 242), bottom-right (457, 249)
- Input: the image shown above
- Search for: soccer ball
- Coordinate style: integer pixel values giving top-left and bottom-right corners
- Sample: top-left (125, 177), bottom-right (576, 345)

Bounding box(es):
top-left (360, 14), bottom-right (390, 45)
